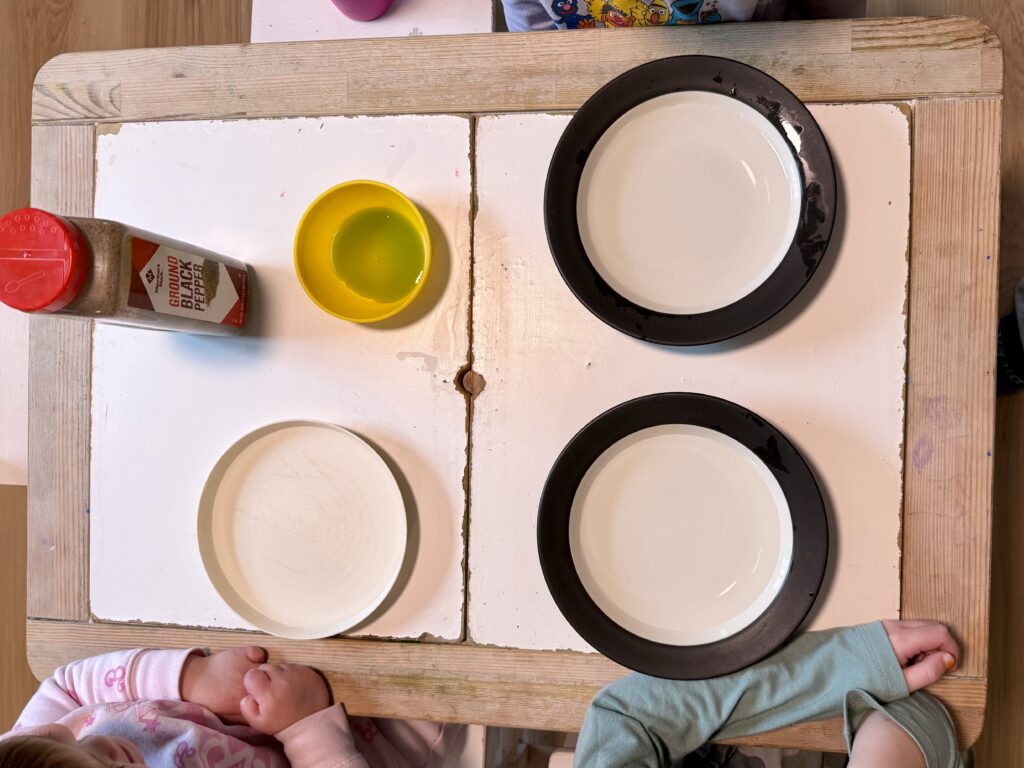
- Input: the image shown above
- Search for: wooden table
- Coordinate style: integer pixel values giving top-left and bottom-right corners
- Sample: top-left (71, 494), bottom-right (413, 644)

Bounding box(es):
top-left (26, 17), bottom-right (1000, 751)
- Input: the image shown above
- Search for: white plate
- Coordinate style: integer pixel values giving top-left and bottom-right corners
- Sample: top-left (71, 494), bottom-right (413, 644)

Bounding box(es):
top-left (198, 421), bottom-right (407, 639)
top-left (577, 91), bottom-right (803, 315)
top-left (568, 424), bottom-right (794, 646)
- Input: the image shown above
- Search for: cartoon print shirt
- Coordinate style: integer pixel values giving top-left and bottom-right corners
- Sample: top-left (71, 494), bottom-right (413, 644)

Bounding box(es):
top-left (503, 0), bottom-right (786, 31)
top-left (3, 648), bottom-right (455, 768)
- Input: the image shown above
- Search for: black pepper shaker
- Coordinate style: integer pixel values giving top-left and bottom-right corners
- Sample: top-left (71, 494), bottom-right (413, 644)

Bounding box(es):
top-left (0, 208), bottom-right (252, 336)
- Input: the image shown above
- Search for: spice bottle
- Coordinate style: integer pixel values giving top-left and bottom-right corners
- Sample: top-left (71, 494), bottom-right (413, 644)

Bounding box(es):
top-left (0, 208), bottom-right (251, 335)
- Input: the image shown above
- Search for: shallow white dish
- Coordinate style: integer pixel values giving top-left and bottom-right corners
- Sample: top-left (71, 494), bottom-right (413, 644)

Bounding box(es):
top-left (577, 91), bottom-right (803, 315)
top-left (569, 424), bottom-right (793, 646)
top-left (198, 420), bottom-right (407, 639)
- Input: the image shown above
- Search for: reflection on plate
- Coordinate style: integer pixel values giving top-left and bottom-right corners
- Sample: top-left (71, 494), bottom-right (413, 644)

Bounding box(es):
top-left (538, 393), bottom-right (828, 679)
top-left (198, 420), bottom-right (407, 639)
top-left (545, 55), bottom-right (836, 346)
top-left (570, 424), bottom-right (793, 645)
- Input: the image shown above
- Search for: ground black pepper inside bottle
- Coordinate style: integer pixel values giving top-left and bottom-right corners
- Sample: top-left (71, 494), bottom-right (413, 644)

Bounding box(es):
top-left (0, 208), bottom-right (251, 336)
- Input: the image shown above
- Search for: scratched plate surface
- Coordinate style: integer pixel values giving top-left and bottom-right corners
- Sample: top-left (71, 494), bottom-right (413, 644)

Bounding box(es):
top-left (90, 116), bottom-right (471, 640)
top-left (469, 105), bottom-right (910, 651)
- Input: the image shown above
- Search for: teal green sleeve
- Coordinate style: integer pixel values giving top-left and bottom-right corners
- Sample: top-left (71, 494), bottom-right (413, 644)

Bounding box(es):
top-left (844, 689), bottom-right (964, 768)
top-left (575, 622), bottom-right (909, 768)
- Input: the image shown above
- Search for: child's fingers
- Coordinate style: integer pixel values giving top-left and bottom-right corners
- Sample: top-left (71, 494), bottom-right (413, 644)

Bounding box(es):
top-left (244, 666), bottom-right (272, 695)
top-left (240, 695), bottom-right (261, 726)
top-left (904, 624), bottom-right (959, 660)
top-left (244, 646), bottom-right (268, 664)
top-left (903, 649), bottom-right (955, 693)
top-left (885, 620), bottom-right (958, 662)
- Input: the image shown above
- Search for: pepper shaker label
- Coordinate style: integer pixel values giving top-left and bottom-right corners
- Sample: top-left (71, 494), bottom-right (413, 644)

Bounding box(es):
top-left (128, 237), bottom-right (247, 326)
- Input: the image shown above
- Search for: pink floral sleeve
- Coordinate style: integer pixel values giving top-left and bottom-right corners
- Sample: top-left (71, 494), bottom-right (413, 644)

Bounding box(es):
top-left (277, 707), bottom-right (457, 768)
top-left (276, 706), bottom-right (369, 768)
top-left (15, 648), bottom-right (200, 728)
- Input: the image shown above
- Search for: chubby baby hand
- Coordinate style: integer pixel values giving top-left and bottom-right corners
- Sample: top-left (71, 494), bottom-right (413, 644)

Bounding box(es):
top-left (240, 662), bottom-right (331, 735)
top-left (882, 619), bottom-right (960, 692)
top-left (181, 646), bottom-right (268, 722)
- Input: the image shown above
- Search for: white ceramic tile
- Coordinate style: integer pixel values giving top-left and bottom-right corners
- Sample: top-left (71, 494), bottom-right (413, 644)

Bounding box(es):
top-left (470, 105), bottom-right (910, 651)
top-left (91, 116), bottom-right (471, 640)
top-left (0, 303), bottom-right (28, 486)
top-left (251, 0), bottom-right (491, 42)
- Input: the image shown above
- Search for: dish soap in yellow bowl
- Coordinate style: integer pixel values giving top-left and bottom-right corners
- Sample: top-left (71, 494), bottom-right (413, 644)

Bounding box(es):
top-left (295, 180), bottom-right (431, 323)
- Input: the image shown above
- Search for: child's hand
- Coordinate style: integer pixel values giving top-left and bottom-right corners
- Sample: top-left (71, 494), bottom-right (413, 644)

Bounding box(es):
top-left (181, 646), bottom-right (268, 722)
top-left (240, 662), bottom-right (331, 735)
top-left (882, 619), bottom-right (960, 692)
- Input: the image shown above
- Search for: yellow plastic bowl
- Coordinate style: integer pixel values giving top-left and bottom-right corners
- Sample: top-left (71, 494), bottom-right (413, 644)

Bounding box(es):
top-left (294, 180), bottom-right (432, 323)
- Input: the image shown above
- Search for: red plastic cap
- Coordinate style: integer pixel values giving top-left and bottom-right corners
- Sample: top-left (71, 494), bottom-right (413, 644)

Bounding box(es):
top-left (0, 208), bottom-right (89, 312)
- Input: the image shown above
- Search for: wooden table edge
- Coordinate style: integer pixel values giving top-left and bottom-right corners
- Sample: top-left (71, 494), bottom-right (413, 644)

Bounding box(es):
top-left (29, 16), bottom-right (1002, 126)
top-left (25, 619), bottom-right (986, 750)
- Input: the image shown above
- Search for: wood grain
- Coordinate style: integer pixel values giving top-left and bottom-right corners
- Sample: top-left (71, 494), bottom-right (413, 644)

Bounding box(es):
top-left (869, 2), bottom-right (1022, 316)
top-left (0, 486), bottom-right (38, 728)
top-left (25, 125), bottom-right (95, 621)
top-left (23, 619), bottom-right (985, 749)
top-left (868, 3), bottom-right (1022, 763)
top-left (31, 17), bottom-right (1001, 125)
top-left (901, 98), bottom-right (1000, 685)
top-left (851, 15), bottom-right (996, 49)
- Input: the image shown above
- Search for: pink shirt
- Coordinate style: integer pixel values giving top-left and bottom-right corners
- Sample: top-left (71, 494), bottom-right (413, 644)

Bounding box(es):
top-left (6, 648), bottom-right (453, 768)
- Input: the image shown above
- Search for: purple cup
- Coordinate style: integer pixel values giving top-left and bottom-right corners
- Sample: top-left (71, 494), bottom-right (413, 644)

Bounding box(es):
top-left (330, 0), bottom-right (394, 21)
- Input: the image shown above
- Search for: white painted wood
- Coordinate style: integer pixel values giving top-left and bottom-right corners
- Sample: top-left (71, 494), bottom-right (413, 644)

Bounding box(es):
top-left (470, 105), bottom-right (910, 651)
top-left (0, 304), bottom-right (28, 485)
top-left (251, 0), bottom-right (492, 42)
top-left (90, 115), bottom-right (471, 640)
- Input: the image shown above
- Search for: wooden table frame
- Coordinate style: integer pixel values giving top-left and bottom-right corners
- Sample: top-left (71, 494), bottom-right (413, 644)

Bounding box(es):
top-left (26, 17), bottom-right (1000, 751)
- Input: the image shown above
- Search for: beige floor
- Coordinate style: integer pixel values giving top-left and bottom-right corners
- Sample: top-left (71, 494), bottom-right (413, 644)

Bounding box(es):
top-left (1, 1), bottom-right (1021, 764)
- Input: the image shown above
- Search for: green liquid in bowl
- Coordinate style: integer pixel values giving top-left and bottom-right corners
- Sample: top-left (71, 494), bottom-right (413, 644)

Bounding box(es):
top-left (332, 207), bottom-right (425, 303)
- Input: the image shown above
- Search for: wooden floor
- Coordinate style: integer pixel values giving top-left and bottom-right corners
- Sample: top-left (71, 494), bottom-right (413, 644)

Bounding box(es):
top-left (1, 1), bottom-right (1022, 764)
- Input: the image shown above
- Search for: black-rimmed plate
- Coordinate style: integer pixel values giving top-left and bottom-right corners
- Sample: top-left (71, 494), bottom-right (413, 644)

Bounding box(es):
top-left (545, 56), bottom-right (836, 346)
top-left (537, 393), bottom-right (827, 679)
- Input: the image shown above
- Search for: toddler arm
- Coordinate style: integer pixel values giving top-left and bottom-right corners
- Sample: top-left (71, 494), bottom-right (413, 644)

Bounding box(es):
top-left (848, 710), bottom-right (926, 768)
top-left (277, 710), bottom-right (456, 768)
top-left (276, 706), bottom-right (369, 768)
top-left (575, 622), bottom-right (907, 768)
top-left (14, 648), bottom-right (197, 728)
top-left (844, 690), bottom-right (964, 768)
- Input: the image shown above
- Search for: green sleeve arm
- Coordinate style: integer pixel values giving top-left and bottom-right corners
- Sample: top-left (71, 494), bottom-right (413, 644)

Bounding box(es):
top-left (575, 622), bottom-right (909, 768)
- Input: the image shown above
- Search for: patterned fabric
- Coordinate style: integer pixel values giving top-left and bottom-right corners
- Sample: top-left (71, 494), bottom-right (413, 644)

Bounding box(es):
top-left (4, 648), bottom-right (453, 768)
top-left (503, 0), bottom-right (786, 31)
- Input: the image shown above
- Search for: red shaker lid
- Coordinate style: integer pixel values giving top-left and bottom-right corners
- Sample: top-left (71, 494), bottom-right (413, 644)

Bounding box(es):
top-left (0, 208), bottom-right (89, 312)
